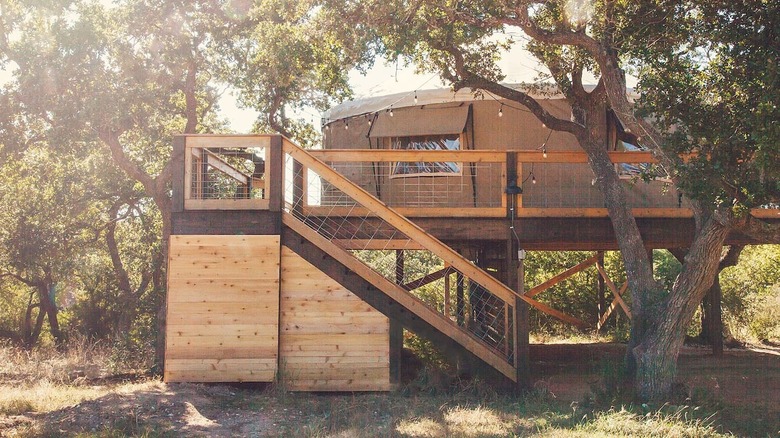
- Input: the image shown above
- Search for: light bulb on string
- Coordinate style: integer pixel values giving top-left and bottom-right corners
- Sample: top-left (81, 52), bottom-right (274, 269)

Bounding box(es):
top-left (542, 144), bottom-right (547, 158)
top-left (498, 104), bottom-right (504, 118)
top-left (414, 91), bottom-right (418, 104)
top-left (389, 107), bottom-right (394, 117)
top-left (531, 172), bottom-right (537, 184)
top-left (345, 120), bottom-right (349, 130)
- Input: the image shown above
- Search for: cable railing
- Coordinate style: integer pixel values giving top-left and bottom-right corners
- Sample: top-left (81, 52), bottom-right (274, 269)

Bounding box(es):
top-left (304, 149), bottom-right (694, 218)
top-left (182, 135), bottom-right (270, 210)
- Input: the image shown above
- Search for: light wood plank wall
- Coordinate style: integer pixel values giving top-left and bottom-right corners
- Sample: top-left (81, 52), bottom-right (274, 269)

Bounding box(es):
top-left (279, 246), bottom-right (391, 391)
top-left (165, 235), bottom-right (281, 382)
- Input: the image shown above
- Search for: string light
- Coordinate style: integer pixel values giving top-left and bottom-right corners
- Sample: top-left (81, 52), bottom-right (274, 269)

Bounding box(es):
top-left (540, 130), bottom-right (552, 158)
top-left (498, 104), bottom-right (504, 118)
top-left (389, 107), bottom-right (394, 117)
top-left (345, 120), bottom-right (349, 130)
top-left (414, 91), bottom-right (418, 104)
top-left (531, 172), bottom-right (537, 184)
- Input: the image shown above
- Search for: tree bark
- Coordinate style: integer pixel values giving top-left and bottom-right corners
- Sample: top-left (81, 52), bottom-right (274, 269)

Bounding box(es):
top-left (633, 216), bottom-right (730, 399)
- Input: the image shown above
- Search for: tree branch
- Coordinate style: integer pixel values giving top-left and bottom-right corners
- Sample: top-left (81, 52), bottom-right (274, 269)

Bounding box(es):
top-left (507, 3), bottom-right (602, 56)
top-left (736, 215), bottom-right (780, 244)
top-left (718, 245), bottom-right (743, 270)
top-left (456, 77), bottom-right (586, 136)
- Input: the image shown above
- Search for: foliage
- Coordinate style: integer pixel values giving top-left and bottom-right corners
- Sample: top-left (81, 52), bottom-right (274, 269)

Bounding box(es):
top-left (634, 0), bottom-right (780, 210)
top-left (324, 0), bottom-right (780, 400)
top-left (0, 0), bottom-right (359, 353)
top-left (720, 245), bottom-right (780, 342)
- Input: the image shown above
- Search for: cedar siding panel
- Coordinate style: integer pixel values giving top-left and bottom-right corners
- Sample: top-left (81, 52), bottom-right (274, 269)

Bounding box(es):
top-left (165, 235), bottom-right (281, 383)
top-left (279, 246), bottom-right (391, 391)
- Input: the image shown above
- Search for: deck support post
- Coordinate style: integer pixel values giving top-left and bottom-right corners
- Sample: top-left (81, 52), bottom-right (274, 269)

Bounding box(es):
top-left (390, 250), bottom-right (405, 386)
top-left (597, 251), bottom-right (606, 329)
top-left (506, 151), bottom-right (529, 389)
top-left (512, 248), bottom-right (530, 390)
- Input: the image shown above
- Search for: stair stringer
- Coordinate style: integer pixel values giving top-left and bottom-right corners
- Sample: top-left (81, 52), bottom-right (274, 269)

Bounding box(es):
top-left (282, 218), bottom-right (516, 385)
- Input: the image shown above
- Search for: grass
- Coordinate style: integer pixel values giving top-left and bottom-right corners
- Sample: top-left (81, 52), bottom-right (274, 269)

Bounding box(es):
top-left (0, 341), bottom-right (777, 437)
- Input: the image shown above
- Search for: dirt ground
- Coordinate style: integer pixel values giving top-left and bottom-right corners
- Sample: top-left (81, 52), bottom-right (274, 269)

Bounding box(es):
top-left (2, 343), bottom-right (778, 437)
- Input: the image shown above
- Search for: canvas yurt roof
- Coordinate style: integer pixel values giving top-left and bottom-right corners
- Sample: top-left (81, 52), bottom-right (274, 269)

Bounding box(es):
top-left (324, 83), bottom-right (636, 125)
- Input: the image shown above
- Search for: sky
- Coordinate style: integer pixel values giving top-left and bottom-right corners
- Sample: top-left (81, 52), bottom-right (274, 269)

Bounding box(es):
top-left (223, 38), bottom-right (551, 133)
top-left (2, 28), bottom-right (635, 135)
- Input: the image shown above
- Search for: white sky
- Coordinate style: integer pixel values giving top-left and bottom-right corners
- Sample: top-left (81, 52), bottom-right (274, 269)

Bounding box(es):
top-left (224, 39), bottom-right (551, 133)
top-left (2, 30), bottom-right (635, 134)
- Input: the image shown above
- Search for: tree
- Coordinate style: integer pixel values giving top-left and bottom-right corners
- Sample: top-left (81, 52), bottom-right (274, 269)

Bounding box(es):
top-left (0, 141), bottom-right (111, 347)
top-left (0, 0), bottom-right (361, 358)
top-left (325, 0), bottom-right (780, 399)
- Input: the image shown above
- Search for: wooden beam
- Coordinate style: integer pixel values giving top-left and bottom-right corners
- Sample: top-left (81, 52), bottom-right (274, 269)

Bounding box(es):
top-left (308, 150), bottom-right (507, 163)
top-left (598, 282), bottom-right (629, 329)
top-left (269, 136), bottom-right (283, 212)
top-left (302, 206), bottom-right (506, 218)
top-left (403, 267), bottom-right (449, 290)
top-left (334, 239), bottom-right (424, 250)
top-left (525, 254), bottom-right (599, 298)
top-left (200, 149), bottom-right (249, 184)
top-left (595, 262), bottom-right (632, 318)
top-left (185, 135), bottom-right (271, 150)
top-left (523, 296), bottom-right (589, 329)
top-left (307, 149), bottom-right (662, 164)
top-left (517, 208), bottom-right (694, 218)
top-left (184, 199), bottom-right (270, 210)
top-left (172, 136), bottom-right (186, 213)
top-left (751, 208), bottom-right (780, 219)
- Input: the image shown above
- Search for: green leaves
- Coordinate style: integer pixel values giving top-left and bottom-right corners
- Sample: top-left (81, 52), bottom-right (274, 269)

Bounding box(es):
top-left (635, 0), bottom-right (780, 210)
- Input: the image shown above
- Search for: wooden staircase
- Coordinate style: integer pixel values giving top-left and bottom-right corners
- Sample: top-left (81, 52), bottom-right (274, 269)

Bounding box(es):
top-left (281, 140), bottom-right (524, 384)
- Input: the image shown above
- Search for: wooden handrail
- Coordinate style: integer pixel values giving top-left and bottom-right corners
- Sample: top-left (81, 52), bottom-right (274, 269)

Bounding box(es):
top-left (308, 149), bottom-right (662, 164)
top-left (283, 140), bottom-right (588, 329)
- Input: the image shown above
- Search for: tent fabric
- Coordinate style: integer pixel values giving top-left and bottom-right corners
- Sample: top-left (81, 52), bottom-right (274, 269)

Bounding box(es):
top-left (368, 104), bottom-right (470, 138)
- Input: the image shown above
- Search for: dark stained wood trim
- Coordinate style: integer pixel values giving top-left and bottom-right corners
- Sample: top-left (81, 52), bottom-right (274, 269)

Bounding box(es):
top-left (171, 135), bottom-right (186, 213)
top-left (389, 319), bottom-right (403, 386)
top-left (172, 210), bottom-right (280, 235)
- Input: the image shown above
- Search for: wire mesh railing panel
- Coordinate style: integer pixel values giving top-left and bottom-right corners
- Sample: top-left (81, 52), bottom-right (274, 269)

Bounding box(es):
top-left (521, 162), bottom-right (680, 209)
top-left (283, 149), bottom-right (516, 364)
top-left (317, 161), bottom-right (504, 209)
top-left (187, 147), bottom-right (267, 200)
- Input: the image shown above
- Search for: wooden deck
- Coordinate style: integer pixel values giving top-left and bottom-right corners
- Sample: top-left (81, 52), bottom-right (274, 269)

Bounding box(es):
top-left (166, 134), bottom-right (780, 390)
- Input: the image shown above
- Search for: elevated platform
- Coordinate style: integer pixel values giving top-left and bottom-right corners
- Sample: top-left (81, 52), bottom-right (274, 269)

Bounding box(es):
top-left (165, 134), bottom-right (779, 391)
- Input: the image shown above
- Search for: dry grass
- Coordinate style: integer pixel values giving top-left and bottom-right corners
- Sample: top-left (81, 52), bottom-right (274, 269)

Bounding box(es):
top-left (0, 342), bottom-right (777, 437)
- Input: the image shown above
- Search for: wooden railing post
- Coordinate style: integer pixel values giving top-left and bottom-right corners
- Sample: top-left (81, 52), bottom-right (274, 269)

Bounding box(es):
top-left (268, 136), bottom-right (283, 212)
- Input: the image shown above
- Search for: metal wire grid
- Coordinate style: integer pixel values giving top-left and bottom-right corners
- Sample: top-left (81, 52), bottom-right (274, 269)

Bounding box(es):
top-left (284, 154), bottom-right (515, 362)
top-left (188, 147), bottom-right (266, 200)
top-left (323, 161), bottom-right (504, 209)
top-left (521, 162), bottom-right (677, 208)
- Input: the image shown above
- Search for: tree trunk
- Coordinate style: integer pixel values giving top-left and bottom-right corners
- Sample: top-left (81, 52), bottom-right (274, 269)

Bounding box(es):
top-left (37, 281), bottom-right (64, 347)
top-left (22, 302), bottom-right (45, 349)
top-left (708, 276), bottom-right (724, 356)
top-left (106, 203), bottom-right (136, 338)
top-left (633, 215), bottom-right (730, 400)
top-left (575, 98), bottom-right (662, 379)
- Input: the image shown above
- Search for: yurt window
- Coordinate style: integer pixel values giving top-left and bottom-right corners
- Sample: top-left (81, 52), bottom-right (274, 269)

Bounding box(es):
top-left (389, 134), bottom-right (462, 177)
